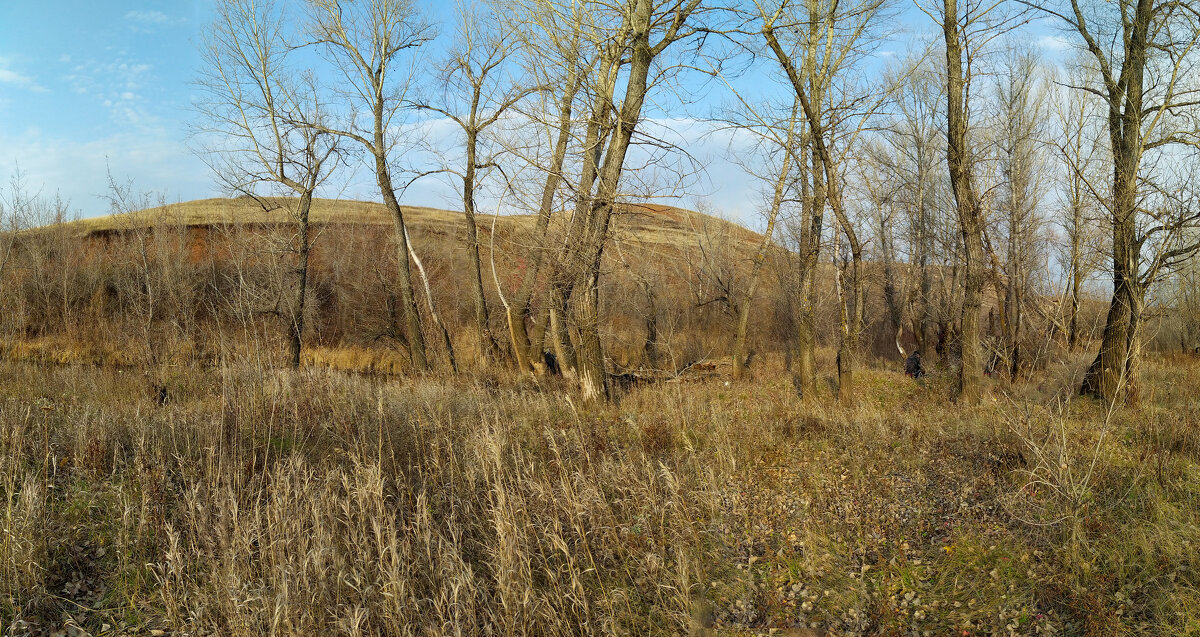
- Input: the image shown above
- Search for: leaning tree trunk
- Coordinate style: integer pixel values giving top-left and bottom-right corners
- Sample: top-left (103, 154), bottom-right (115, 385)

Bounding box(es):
top-left (505, 71), bottom-right (580, 374)
top-left (762, 19), bottom-right (861, 404)
top-left (569, 10), bottom-right (655, 402)
top-left (376, 152), bottom-right (428, 372)
top-left (733, 115), bottom-right (794, 381)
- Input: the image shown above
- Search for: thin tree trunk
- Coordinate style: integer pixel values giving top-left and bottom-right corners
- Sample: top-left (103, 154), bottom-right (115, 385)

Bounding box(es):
top-left (406, 226), bottom-right (457, 373)
top-left (642, 282), bottom-right (659, 369)
top-left (289, 190), bottom-right (314, 369)
top-left (794, 135), bottom-right (823, 399)
top-left (733, 109), bottom-right (795, 380)
top-left (462, 128), bottom-right (500, 366)
top-left (1068, 229), bottom-right (1081, 350)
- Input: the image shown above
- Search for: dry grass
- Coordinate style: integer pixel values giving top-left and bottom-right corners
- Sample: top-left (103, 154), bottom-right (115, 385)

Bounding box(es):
top-left (0, 360), bottom-right (735, 636)
top-left (48, 197), bottom-right (764, 258)
top-left (0, 353), bottom-right (1198, 635)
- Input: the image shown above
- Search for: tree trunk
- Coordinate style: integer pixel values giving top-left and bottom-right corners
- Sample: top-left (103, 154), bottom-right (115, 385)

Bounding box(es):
top-left (569, 3), bottom-right (656, 402)
top-left (1080, 0), bottom-right (1151, 403)
top-left (762, 20), bottom-right (860, 406)
top-left (549, 298), bottom-right (576, 379)
top-left (1068, 238), bottom-right (1081, 350)
top-left (733, 110), bottom-right (794, 380)
top-left (942, 0), bottom-right (984, 404)
top-left (376, 153), bottom-right (428, 372)
top-left (505, 71), bottom-right (581, 373)
top-left (794, 135), bottom-right (823, 399)
top-left (289, 190), bottom-right (314, 369)
top-left (462, 128), bottom-right (500, 366)
top-left (642, 282), bottom-right (659, 369)
top-left (406, 226), bottom-right (457, 373)
top-left (879, 208), bottom-right (904, 356)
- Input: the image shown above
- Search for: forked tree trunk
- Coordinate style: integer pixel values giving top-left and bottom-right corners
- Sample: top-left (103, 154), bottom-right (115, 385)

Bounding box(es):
top-left (762, 19), bottom-right (861, 405)
top-left (1075, 0), bottom-right (1157, 404)
top-left (505, 71), bottom-right (581, 374)
top-left (569, 1), bottom-right (657, 402)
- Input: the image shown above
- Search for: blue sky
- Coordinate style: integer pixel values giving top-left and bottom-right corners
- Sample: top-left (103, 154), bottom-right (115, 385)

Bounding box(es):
top-left (0, 1), bottom-right (1072, 226)
top-left (0, 2), bottom-right (217, 215)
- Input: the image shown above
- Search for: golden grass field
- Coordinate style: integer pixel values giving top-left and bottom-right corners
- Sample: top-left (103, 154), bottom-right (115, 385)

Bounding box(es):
top-left (56, 197), bottom-right (763, 254)
top-left (0, 349), bottom-right (1197, 636)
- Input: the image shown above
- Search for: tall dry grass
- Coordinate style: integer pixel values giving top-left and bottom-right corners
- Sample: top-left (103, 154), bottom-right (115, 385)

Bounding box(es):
top-left (0, 360), bottom-right (749, 635)
top-left (2, 353), bottom-right (1199, 635)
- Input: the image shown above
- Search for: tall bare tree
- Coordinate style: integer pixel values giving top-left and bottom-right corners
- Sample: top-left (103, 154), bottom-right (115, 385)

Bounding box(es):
top-left (720, 95), bottom-right (802, 381)
top-left (923, 0), bottom-right (1014, 403)
top-left (501, 0), bottom-right (588, 375)
top-left (758, 0), bottom-right (890, 404)
top-left (876, 53), bottom-right (946, 359)
top-left (414, 1), bottom-right (532, 367)
top-left (305, 0), bottom-right (433, 371)
top-left (561, 0), bottom-right (705, 402)
top-left (1049, 65), bottom-right (1106, 351)
top-left (1023, 0), bottom-right (1200, 402)
top-left (197, 0), bottom-right (341, 369)
top-left (994, 48), bottom-right (1048, 378)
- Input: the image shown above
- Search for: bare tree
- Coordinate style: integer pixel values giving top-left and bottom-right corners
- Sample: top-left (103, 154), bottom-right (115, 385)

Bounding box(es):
top-left (414, 1), bottom-right (533, 367)
top-left (500, 0), bottom-right (588, 375)
top-left (558, 0), bottom-right (705, 402)
top-left (919, 0), bottom-right (1018, 403)
top-left (1165, 237), bottom-right (1200, 353)
top-left (860, 147), bottom-right (909, 356)
top-left (875, 52), bottom-right (946, 360)
top-left (1049, 63), bottom-right (1106, 351)
top-left (197, 0), bottom-right (341, 369)
top-left (757, 0), bottom-right (891, 404)
top-left (994, 48), bottom-right (1048, 378)
top-left (1023, 0), bottom-right (1200, 402)
top-left (305, 0), bottom-right (434, 371)
top-left (0, 168), bottom-right (30, 288)
top-left (728, 98), bottom-right (801, 381)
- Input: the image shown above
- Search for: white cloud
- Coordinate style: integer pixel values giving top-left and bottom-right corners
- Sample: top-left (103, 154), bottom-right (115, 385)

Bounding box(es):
top-left (1038, 35), bottom-right (1074, 53)
top-left (65, 57), bottom-right (155, 127)
top-left (124, 10), bottom-right (186, 31)
top-left (0, 62), bottom-right (49, 93)
top-left (0, 128), bottom-right (214, 218)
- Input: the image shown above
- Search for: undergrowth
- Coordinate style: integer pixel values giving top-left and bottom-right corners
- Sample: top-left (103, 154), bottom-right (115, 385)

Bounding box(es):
top-left (0, 354), bottom-right (1197, 635)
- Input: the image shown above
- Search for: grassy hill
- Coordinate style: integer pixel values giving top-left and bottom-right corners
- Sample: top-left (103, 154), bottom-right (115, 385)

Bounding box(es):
top-left (57, 196), bottom-right (765, 255)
